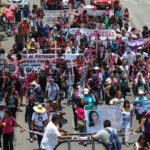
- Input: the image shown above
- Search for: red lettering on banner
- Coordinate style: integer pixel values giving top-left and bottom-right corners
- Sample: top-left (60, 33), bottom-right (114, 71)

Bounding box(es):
top-left (22, 55), bottom-right (27, 59)
top-left (29, 55), bottom-right (33, 59)
top-left (101, 33), bottom-right (104, 37)
top-left (112, 32), bottom-right (114, 37)
top-left (35, 55), bottom-right (38, 59)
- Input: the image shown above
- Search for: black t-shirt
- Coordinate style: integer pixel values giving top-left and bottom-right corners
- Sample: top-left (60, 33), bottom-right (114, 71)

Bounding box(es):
top-left (142, 31), bottom-right (148, 38)
top-left (29, 32), bottom-right (38, 41)
top-left (39, 75), bottom-right (47, 92)
top-left (6, 95), bottom-right (18, 108)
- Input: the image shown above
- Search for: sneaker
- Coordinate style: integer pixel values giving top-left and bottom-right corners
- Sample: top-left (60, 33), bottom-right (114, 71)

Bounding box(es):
top-left (30, 138), bottom-right (33, 142)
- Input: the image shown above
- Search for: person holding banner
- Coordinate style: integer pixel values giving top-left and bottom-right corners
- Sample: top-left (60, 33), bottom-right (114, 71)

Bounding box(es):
top-left (81, 88), bottom-right (97, 106)
top-left (0, 109), bottom-right (25, 150)
top-left (121, 100), bottom-right (133, 147)
top-left (133, 110), bottom-right (150, 143)
top-left (133, 90), bottom-right (148, 127)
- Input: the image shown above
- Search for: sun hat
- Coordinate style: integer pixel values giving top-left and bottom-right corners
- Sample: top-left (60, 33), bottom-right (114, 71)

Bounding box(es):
top-left (94, 66), bottom-right (99, 70)
top-left (23, 48), bottom-right (27, 52)
top-left (138, 89), bottom-right (144, 95)
top-left (84, 88), bottom-right (89, 95)
top-left (138, 47), bottom-right (143, 50)
top-left (145, 110), bottom-right (150, 116)
top-left (0, 101), bottom-right (6, 107)
top-left (31, 81), bottom-right (37, 86)
top-left (33, 104), bottom-right (46, 113)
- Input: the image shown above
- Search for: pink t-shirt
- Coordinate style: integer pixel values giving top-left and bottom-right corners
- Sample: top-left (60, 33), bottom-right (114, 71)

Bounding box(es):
top-left (76, 107), bottom-right (85, 120)
top-left (0, 117), bottom-right (16, 133)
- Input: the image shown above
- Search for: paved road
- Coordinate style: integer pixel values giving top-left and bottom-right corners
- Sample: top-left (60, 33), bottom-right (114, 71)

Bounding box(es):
top-left (120, 0), bottom-right (150, 30)
top-left (0, 0), bottom-right (148, 150)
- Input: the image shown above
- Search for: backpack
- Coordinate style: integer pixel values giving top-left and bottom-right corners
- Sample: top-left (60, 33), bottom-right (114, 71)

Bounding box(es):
top-left (105, 129), bottom-right (121, 150)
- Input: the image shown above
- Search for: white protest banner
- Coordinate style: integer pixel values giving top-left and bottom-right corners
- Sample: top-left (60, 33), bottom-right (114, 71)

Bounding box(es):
top-left (65, 54), bottom-right (82, 60)
top-left (43, 10), bottom-right (61, 26)
top-left (22, 54), bottom-right (55, 74)
top-left (22, 54), bottom-right (82, 73)
top-left (0, 54), bottom-right (82, 74)
top-left (62, 28), bottom-right (116, 43)
top-left (121, 112), bottom-right (130, 128)
top-left (84, 105), bottom-right (121, 133)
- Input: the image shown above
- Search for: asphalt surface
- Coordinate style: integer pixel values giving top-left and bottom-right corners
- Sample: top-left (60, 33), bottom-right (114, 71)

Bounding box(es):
top-left (0, 0), bottom-right (149, 150)
top-left (120, 0), bottom-right (150, 30)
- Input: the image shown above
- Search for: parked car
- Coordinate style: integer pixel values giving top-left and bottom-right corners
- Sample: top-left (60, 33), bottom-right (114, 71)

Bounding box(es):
top-left (7, 0), bottom-right (29, 9)
top-left (91, 0), bottom-right (120, 9)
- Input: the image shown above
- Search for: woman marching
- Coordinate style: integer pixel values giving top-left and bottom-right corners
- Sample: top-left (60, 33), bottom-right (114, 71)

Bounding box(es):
top-left (0, 109), bottom-right (24, 150)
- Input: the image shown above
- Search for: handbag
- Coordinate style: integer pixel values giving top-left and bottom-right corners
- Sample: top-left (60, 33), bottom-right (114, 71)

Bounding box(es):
top-left (77, 118), bottom-right (85, 127)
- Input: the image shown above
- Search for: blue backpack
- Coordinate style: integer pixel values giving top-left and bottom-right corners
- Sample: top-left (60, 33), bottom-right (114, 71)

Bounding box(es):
top-left (105, 129), bottom-right (121, 150)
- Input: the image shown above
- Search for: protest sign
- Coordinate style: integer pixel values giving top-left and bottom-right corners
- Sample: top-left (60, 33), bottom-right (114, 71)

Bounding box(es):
top-left (133, 100), bottom-right (144, 115)
top-left (62, 28), bottom-right (116, 44)
top-left (141, 100), bottom-right (150, 112)
top-left (121, 112), bottom-right (130, 128)
top-left (114, 101), bottom-right (123, 106)
top-left (128, 38), bottom-right (150, 48)
top-left (43, 10), bottom-right (61, 26)
top-left (87, 10), bottom-right (103, 16)
top-left (84, 105), bottom-right (121, 133)
top-left (22, 54), bottom-right (55, 74)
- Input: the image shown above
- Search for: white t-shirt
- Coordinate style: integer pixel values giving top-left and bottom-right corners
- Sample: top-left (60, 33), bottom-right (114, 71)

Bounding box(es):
top-left (32, 112), bottom-right (48, 128)
top-left (93, 127), bottom-right (117, 145)
top-left (105, 77), bottom-right (116, 85)
top-left (121, 51), bottom-right (136, 65)
top-left (41, 122), bottom-right (61, 150)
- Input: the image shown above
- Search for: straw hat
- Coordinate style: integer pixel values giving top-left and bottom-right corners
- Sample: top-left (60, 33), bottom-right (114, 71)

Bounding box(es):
top-left (31, 81), bottom-right (37, 86)
top-left (33, 104), bottom-right (46, 113)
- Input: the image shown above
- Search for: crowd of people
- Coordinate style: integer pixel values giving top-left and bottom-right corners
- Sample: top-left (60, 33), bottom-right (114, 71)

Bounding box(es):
top-left (0, 0), bottom-right (150, 150)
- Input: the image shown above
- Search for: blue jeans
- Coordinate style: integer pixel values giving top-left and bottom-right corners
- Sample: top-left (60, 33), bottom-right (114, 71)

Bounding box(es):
top-left (66, 85), bottom-right (73, 101)
top-left (74, 1), bottom-right (81, 9)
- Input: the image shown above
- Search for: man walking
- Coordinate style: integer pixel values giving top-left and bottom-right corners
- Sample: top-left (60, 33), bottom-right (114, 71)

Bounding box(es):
top-left (41, 114), bottom-right (71, 150)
